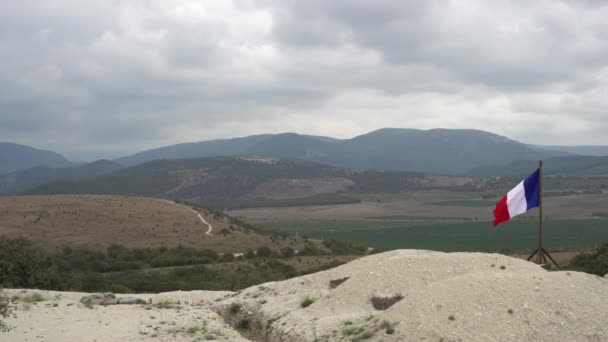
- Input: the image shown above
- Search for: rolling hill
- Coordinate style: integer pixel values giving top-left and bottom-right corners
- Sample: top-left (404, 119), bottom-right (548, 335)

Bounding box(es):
top-left (116, 128), bottom-right (566, 175)
top-left (25, 156), bottom-right (507, 208)
top-left (0, 142), bottom-right (72, 174)
top-left (470, 155), bottom-right (608, 177)
top-left (0, 159), bottom-right (123, 194)
top-left (536, 145), bottom-right (608, 156)
top-left (0, 194), bottom-right (312, 252)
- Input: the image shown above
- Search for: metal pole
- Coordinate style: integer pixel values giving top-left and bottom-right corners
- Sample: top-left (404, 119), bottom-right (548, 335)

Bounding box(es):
top-left (538, 160), bottom-right (543, 256)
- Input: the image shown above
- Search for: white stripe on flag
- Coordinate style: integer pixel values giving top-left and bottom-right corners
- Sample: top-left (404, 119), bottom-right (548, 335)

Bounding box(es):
top-left (507, 181), bottom-right (527, 218)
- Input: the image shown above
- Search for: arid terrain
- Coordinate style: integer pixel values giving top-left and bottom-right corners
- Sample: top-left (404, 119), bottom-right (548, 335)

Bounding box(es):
top-left (4, 250), bottom-right (608, 342)
top-left (0, 195), bottom-right (311, 253)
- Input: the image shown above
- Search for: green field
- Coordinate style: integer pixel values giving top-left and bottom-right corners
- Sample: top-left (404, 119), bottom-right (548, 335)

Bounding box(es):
top-left (428, 200), bottom-right (496, 207)
top-left (259, 219), bottom-right (608, 252)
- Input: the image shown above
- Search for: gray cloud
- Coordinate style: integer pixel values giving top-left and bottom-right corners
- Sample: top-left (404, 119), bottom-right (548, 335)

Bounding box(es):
top-left (1, 0), bottom-right (607, 160)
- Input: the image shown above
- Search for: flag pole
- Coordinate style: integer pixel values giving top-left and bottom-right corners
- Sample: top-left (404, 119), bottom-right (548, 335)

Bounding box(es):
top-left (527, 160), bottom-right (560, 269)
top-left (539, 159), bottom-right (543, 257)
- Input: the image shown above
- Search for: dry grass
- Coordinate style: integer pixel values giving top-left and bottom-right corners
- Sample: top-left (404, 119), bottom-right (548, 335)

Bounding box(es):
top-left (0, 195), bottom-right (312, 253)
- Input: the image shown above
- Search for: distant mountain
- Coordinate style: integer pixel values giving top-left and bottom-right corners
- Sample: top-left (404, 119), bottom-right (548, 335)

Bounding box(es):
top-left (534, 145), bottom-right (608, 157)
top-left (26, 156), bottom-right (506, 208)
top-left (117, 129), bottom-right (565, 175)
top-left (470, 155), bottom-right (608, 178)
top-left (0, 160), bottom-right (123, 194)
top-left (0, 142), bottom-right (71, 174)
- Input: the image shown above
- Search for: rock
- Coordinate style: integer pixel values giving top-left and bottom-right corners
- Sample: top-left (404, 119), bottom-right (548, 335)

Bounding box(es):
top-left (117, 297), bottom-right (145, 305)
top-left (80, 293), bottom-right (145, 305)
top-left (80, 293), bottom-right (118, 306)
top-left (604, 273), bottom-right (608, 279)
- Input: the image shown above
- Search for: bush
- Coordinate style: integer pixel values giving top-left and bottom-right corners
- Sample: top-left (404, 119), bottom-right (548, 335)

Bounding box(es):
top-left (229, 303), bottom-right (241, 314)
top-left (256, 247), bottom-right (272, 258)
top-left (280, 247), bottom-right (295, 258)
top-left (110, 284), bottom-right (133, 294)
top-left (0, 289), bottom-right (12, 332)
top-left (300, 296), bottom-right (315, 308)
top-left (0, 238), bottom-right (59, 288)
top-left (322, 239), bottom-right (366, 255)
top-left (571, 243), bottom-right (608, 276)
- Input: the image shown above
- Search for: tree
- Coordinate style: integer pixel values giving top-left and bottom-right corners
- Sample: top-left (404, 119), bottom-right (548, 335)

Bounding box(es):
top-left (0, 238), bottom-right (58, 289)
top-left (280, 247), bottom-right (295, 258)
top-left (571, 243), bottom-right (608, 276)
top-left (256, 246), bottom-right (272, 258)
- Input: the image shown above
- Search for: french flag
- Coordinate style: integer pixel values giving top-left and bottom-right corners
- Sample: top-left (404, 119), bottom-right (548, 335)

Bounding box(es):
top-left (493, 168), bottom-right (540, 227)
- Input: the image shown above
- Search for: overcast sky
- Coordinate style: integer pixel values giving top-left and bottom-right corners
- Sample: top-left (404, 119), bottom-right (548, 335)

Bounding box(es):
top-left (1, 0), bottom-right (607, 160)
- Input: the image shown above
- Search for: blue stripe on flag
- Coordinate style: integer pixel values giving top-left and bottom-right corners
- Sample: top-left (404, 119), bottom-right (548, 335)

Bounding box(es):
top-left (523, 168), bottom-right (540, 210)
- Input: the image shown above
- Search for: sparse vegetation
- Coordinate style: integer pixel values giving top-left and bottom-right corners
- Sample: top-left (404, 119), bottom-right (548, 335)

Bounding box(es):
top-left (153, 300), bottom-right (177, 309)
top-left (570, 243), bottom-right (608, 276)
top-left (18, 292), bottom-right (45, 304)
top-left (0, 289), bottom-right (12, 332)
top-left (0, 237), bottom-right (349, 293)
top-left (229, 303), bottom-right (241, 314)
top-left (300, 296), bottom-right (315, 308)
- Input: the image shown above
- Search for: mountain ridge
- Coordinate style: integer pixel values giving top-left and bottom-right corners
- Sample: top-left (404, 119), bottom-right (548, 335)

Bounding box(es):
top-left (115, 128), bottom-right (567, 175)
top-left (0, 159), bottom-right (123, 194)
top-left (0, 142), bottom-right (72, 175)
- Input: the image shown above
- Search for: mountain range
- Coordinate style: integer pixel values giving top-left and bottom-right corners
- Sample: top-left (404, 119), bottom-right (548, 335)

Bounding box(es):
top-left (2, 129), bottom-right (608, 184)
top-left (24, 156), bottom-right (507, 208)
top-left (116, 128), bottom-right (569, 174)
top-left (0, 142), bottom-right (72, 174)
top-left (0, 159), bottom-right (122, 194)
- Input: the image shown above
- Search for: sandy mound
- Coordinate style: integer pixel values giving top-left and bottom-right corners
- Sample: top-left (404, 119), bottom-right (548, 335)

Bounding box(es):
top-left (221, 250), bottom-right (608, 341)
top-left (2, 290), bottom-right (247, 342)
top-left (3, 250), bottom-right (608, 342)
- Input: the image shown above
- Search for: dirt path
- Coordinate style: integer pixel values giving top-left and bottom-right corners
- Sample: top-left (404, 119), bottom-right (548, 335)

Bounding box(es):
top-left (160, 199), bottom-right (213, 235)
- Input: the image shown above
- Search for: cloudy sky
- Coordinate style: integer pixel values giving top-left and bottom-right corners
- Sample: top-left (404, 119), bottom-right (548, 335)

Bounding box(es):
top-left (1, 0), bottom-right (607, 160)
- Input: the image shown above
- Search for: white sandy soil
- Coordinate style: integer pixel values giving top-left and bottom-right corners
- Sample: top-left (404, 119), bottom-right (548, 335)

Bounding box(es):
top-left (3, 250), bottom-right (608, 342)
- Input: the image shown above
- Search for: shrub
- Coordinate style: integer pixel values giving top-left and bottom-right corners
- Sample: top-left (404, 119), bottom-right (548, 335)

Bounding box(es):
top-left (300, 296), bottom-right (315, 308)
top-left (0, 289), bottom-right (13, 332)
top-left (280, 247), bottom-right (295, 258)
top-left (110, 284), bottom-right (133, 294)
top-left (19, 292), bottom-right (45, 303)
top-left (571, 243), bottom-right (608, 276)
top-left (0, 238), bottom-right (59, 289)
top-left (322, 239), bottom-right (366, 255)
top-left (229, 303), bottom-right (241, 314)
top-left (256, 247), bottom-right (272, 258)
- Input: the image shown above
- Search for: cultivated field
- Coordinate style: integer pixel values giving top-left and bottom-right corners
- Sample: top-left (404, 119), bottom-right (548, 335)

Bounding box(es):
top-left (0, 194), bottom-right (309, 253)
top-left (232, 190), bottom-right (608, 221)
top-left (233, 191), bottom-right (608, 255)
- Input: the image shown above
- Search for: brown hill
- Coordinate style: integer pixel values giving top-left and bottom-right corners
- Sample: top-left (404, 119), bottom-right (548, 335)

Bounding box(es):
top-left (0, 195), bottom-right (306, 253)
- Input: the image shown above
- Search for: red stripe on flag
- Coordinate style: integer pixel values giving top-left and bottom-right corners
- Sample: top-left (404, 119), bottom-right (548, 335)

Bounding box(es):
top-left (493, 195), bottom-right (510, 227)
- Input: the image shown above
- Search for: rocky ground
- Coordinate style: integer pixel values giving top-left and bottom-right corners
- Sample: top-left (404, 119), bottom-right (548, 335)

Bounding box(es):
top-left (3, 250), bottom-right (608, 341)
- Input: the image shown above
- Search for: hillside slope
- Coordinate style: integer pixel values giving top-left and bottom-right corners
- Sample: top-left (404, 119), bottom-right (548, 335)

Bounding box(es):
top-left (536, 145), bottom-right (608, 156)
top-left (470, 155), bottom-right (608, 177)
top-left (0, 142), bottom-right (71, 174)
top-left (0, 195), bottom-right (304, 252)
top-left (24, 157), bottom-right (507, 208)
top-left (0, 160), bottom-right (122, 194)
top-left (4, 250), bottom-right (608, 341)
top-left (116, 128), bottom-right (565, 174)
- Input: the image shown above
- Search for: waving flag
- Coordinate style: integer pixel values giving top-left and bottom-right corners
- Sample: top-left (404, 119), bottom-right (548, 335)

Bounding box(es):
top-left (493, 168), bottom-right (540, 227)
